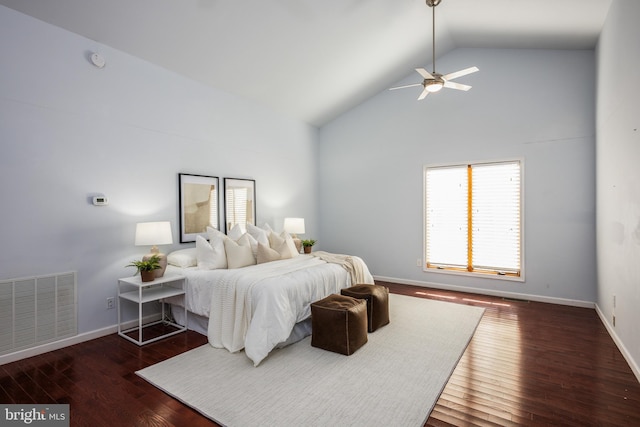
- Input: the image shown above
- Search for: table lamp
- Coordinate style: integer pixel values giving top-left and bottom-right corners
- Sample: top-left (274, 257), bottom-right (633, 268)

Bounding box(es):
top-left (135, 221), bottom-right (173, 278)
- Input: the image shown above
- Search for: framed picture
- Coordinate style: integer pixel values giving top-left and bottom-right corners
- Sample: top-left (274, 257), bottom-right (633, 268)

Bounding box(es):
top-left (178, 173), bottom-right (219, 243)
top-left (224, 178), bottom-right (256, 234)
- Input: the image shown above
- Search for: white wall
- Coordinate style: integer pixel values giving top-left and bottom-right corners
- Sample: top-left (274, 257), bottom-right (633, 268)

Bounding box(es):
top-left (596, 0), bottom-right (640, 377)
top-left (319, 47), bottom-right (597, 305)
top-left (0, 6), bottom-right (319, 334)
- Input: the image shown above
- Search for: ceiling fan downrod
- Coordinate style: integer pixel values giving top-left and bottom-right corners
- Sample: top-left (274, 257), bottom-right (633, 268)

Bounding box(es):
top-left (426, 0), bottom-right (442, 74)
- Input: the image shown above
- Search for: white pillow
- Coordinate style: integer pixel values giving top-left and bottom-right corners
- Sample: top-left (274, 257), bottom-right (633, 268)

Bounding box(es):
top-left (166, 248), bottom-right (197, 268)
top-left (207, 226), bottom-right (227, 242)
top-left (247, 223), bottom-right (270, 247)
top-left (224, 238), bottom-right (256, 269)
top-left (227, 224), bottom-right (244, 241)
top-left (268, 231), bottom-right (298, 259)
top-left (283, 231), bottom-right (299, 257)
top-left (269, 232), bottom-right (292, 259)
top-left (238, 232), bottom-right (259, 257)
top-left (196, 235), bottom-right (227, 270)
top-left (257, 242), bottom-right (281, 264)
top-left (205, 226), bottom-right (229, 268)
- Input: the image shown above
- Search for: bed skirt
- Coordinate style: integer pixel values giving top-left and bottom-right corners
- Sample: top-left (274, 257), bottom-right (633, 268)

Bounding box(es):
top-left (169, 304), bottom-right (313, 349)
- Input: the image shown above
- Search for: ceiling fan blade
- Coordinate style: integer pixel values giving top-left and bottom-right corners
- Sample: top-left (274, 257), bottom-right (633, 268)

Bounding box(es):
top-left (389, 83), bottom-right (423, 91)
top-left (443, 66), bottom-right (479, 81)
top-left (415, 68), bottom-right (434, 79)
top-left (444, 80), bottom-right (472, 91)
top-left (417, 88), bottom-right (430, 100)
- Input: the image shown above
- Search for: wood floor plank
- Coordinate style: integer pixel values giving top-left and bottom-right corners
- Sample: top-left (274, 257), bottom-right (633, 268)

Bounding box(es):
top-left (381, 281), bottom-right (640, 427)
top-left (1, 281), bottom-right (639, 426)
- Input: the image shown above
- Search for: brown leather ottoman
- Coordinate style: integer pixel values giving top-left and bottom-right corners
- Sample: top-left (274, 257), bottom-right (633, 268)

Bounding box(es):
top-left (341, 284), bottom-right (390, 332)
top-left (311, 294), bottom-right (368, 355)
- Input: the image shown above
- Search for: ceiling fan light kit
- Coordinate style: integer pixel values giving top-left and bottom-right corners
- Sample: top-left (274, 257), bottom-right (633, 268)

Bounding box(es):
top-left (390, 0), bottom-right (478, 100)
top-left (427, 83), bottom-right (443, 92)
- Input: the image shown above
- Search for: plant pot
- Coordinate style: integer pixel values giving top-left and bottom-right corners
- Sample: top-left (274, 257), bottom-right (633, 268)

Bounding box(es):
top-left (140, 270), bottom-right (155, 282)
top-left (304, 246), bottom-right (312, 254)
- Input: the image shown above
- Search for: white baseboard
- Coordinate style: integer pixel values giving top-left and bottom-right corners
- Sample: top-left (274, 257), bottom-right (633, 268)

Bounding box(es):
top-left (595, 304), bottom-right (640, 383)
top-left (373, 275), bottom-right (595, 308)
top-left (0, 313), bottom-right (162, 366)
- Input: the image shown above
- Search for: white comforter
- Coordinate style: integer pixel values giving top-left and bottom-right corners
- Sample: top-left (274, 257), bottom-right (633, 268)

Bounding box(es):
top-left (167, 254), bottom-right (373, 366)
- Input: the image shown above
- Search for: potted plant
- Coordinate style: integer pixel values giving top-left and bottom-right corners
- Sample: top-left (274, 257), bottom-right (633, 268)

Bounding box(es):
top-left (127, 254), bottom-right (162, 282)
top-left (301, 239), bottom-right (316, 254)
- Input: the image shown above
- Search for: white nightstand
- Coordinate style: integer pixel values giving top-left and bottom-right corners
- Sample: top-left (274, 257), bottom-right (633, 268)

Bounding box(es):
top-left (117, 273), bottom-right (187, 345)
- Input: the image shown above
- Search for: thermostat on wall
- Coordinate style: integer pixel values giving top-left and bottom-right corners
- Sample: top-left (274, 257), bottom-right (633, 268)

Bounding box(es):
top-left (92, 196), bottom-right (108, 206)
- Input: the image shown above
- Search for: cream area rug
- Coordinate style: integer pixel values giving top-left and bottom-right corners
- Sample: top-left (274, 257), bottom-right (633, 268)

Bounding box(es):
top-left (137, 294), bottom-right (484, 427)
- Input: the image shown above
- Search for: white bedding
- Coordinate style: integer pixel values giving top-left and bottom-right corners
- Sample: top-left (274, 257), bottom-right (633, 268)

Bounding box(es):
top-left (166, 254), bottom-right (373, 366)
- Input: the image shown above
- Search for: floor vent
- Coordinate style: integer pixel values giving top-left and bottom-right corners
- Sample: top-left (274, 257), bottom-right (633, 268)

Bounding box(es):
top-left (0, 271), bottom-right (77, 356)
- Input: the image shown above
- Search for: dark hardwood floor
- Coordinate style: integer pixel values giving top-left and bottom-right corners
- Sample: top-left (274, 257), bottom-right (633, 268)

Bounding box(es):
top-left (2, 282), bottom-right (639, 426)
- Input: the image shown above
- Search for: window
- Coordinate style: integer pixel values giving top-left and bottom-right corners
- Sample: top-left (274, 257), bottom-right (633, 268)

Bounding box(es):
top-left (424, 160), bottom-right (522, 278)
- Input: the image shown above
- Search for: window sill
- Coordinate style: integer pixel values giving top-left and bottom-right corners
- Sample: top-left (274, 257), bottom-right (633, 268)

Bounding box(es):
top-left (424, 267), bottom-right (525, 282)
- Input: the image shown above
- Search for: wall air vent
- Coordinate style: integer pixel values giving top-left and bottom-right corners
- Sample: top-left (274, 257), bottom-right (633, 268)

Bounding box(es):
top-left (0, 272), bottom-right (77, 356)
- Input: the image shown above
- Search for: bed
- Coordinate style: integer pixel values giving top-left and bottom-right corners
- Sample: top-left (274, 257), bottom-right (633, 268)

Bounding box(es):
top-left (164, 226), bottom-right (373, 366)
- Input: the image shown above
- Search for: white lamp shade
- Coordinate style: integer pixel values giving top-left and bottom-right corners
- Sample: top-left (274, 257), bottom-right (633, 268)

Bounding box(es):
top-left (135, 221), bottom-right (173, 246)
top-left (283, 217), bottom-right (305, 235)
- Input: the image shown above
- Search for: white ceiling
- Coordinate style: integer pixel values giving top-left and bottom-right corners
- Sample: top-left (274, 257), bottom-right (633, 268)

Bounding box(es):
top-left (0, 0), bottom-right (612, 127)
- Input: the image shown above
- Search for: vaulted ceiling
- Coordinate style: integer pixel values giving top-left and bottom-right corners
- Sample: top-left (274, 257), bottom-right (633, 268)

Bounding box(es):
top-left (0, 0), bottom-right (612, 127)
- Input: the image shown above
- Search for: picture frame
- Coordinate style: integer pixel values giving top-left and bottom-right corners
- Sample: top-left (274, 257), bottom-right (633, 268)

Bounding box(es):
top-left (224, 178), bottom-right (256, 234)
top-left (178, 173), bottom-right (219, 243)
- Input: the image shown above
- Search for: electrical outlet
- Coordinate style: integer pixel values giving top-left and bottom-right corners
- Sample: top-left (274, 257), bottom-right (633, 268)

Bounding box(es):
top-left (107, 297), bottom-right (115, 310)
top-left (416, 258), bottom-right (422, 267)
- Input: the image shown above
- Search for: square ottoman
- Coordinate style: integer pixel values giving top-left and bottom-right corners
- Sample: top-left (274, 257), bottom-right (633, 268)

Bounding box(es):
top-left (341, 284), bottom-right (390, 332)
top-left (311, 294), bottom-right (368, 355)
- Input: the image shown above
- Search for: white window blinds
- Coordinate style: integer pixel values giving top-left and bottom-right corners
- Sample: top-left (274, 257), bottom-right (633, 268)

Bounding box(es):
top-left (425, 160), bottom-right (522, 277)
top-left (471, 162), bottom-right (521, 273)
top-left (425, 166), bottom-right (468, 268)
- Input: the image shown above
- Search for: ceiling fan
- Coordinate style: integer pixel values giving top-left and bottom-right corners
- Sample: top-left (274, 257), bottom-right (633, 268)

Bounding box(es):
top-left (390, 0), bottom-right (478, 100)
